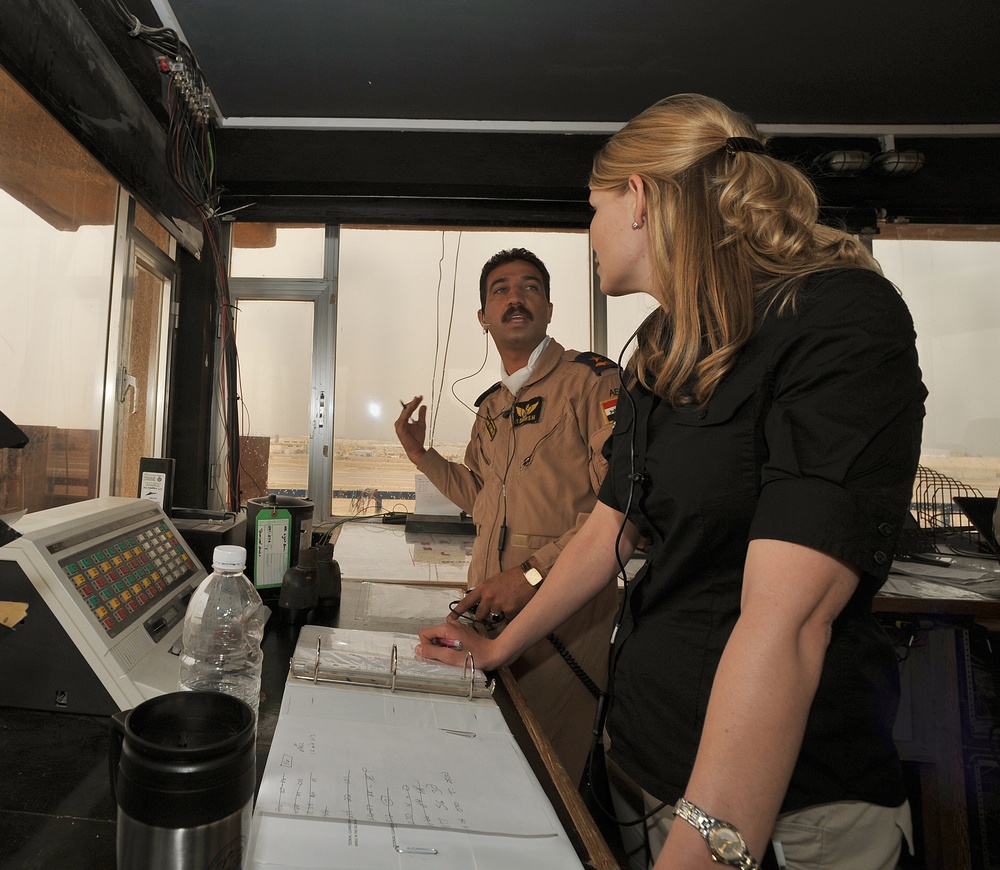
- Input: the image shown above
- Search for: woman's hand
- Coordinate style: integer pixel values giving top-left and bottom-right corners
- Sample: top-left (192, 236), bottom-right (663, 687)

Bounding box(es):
top-left (415, 620), bottom-right (506, 672)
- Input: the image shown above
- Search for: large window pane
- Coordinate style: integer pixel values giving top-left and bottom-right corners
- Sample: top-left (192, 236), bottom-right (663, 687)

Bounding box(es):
top-left (606, 291), bottom-right (660, 366)
top-left (234, 299), bottom-right (315, 498)
top-left (332, 228), bottom-right (592, 515)
top-left (874, 237), bottom-right (1000, 497)
top-left (230, 224), bottom-right (325, 278)
top-left (0, 66), bottom-right (118, 514)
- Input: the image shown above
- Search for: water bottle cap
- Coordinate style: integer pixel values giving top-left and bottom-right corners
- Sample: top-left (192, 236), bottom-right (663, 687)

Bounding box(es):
top-left (212, 545), bottom-right (247, 571)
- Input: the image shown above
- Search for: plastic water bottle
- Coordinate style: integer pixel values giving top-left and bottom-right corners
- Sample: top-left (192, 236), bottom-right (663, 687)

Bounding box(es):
top-left (179, 545), bottom-right (264, 722)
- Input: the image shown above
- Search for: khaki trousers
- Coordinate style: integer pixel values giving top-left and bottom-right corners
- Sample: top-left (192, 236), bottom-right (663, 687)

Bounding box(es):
top-left (606, 753), bottom-right (913, 869)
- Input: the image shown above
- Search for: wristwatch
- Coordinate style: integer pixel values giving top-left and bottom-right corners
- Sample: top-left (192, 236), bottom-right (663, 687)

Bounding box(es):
top-left (520, 561), bottom-right (544, 588)
top-left (673, 798), bottom-right (761, 870)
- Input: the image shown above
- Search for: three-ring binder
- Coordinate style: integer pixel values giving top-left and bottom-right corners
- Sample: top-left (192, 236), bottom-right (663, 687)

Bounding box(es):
top-left (290, 626), bottom-right (493, 699)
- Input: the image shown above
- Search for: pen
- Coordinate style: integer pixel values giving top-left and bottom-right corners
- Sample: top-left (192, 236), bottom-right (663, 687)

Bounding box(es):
top-left (431, 637), bottom-right (463, 651)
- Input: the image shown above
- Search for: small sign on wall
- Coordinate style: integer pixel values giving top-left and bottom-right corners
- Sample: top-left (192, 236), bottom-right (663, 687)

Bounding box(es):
top-left (137, 457), bottom-right (175, 515)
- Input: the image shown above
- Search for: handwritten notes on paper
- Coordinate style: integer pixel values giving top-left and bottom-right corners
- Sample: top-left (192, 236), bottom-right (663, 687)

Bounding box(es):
top-left (415, 473), bottom-right (462, 517)
top-left (258, 712), bottom-right (553, 837)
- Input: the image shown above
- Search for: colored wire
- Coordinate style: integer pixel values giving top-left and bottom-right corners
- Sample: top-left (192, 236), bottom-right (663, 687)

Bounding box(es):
top-left (105, 0), bottom-right (243, 510)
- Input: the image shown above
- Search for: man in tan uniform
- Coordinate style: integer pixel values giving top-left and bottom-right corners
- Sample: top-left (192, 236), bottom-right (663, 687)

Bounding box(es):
top-left (395, 248), bottom-right (620, 785)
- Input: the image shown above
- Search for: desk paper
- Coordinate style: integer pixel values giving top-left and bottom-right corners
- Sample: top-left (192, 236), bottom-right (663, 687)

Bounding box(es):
top-left (334, 524), bottom-right (470, 586)
top-left (249, 813), bottom-right (584, 870)
top-left (414, 474), bottom-right (461, 516)
top-left (249, 684), bottom-right (582, 870)
top-left (361, 583), bottom-right (456, 621)
top-left (257, 711), bottom-right (554, 837)
top-left (887, 556), bottom-right (1000, 598)
top-left (249, 813), bottom-right (474, 869)
top-left (409, 534), bottom-right (472, 566)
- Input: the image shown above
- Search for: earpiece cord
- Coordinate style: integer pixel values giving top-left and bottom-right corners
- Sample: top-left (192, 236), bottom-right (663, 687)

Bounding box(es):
top-left (430, 231), bottom-right (463, 446)
top-left (427, 232), bottom-right (447, 448)
top-left (586, 322), bottom-right (668, 842)
top-left (495, 399), bottom-right (518, 575)
top-left (448, 328), bottom-right (493, 420)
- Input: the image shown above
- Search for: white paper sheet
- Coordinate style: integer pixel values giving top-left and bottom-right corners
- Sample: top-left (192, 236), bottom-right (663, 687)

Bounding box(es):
top-left (257, 718), bottom-right (551, 835)
top-left (414, 474), bottom-right (462, 516)
top-left (361, 584), bottom-right (458, 621)
top-left (333, 523), bottom-right (470, 586)
top-left (249, 684), bottom-right (583, 870)
top-left (248, 813), bottom-right (583, 870)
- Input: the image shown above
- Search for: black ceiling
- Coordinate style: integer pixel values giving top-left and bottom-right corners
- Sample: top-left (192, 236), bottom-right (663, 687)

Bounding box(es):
top-left (149, 0), bottom-right (998, 128)
top-left (74, 1), bottom-right (1000, 226)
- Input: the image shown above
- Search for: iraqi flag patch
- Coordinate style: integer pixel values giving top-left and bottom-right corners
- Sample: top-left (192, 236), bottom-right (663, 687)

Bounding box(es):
top-left (601, 397), bottom-right (618, 423)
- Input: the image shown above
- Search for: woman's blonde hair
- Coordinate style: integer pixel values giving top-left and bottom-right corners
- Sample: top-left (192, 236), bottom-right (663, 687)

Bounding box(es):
top-left (590, 93), bottom-right (881, 407)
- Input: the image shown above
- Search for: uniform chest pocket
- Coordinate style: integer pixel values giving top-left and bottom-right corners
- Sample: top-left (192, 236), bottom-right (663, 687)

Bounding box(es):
top-left (659, 383), bottom-right (760, 506)
top-left (674, 382), bottom-right (756, 429)
top-left (477, 399), bottom-right (566, 469)
top-left (516, 413), bottom-right (565, 469)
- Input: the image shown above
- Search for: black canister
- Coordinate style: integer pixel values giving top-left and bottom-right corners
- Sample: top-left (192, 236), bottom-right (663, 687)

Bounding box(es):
top-left (316, 542), bottom-right (341, 609)
top-left (278, 546), bottom-right (318, 624)
top-left (109, 691), bottom-right (256, 870)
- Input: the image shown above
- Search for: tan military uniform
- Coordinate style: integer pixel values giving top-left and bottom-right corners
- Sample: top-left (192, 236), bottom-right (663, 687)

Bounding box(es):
top-left (417, 339), bottom-right (620, 784)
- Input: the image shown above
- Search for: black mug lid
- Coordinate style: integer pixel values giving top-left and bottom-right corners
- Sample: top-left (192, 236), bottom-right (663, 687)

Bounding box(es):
top-left (122, 691), bottom-right (255, 760)
top-left (112, 692), bottom-right (257, 823)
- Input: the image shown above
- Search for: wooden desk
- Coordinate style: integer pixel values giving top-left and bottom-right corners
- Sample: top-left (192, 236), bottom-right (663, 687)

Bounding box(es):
top-left (0, 580), bottom-right (617, 870)
top-left (875, 577), bottom-right (1000, 870)
top-left (321, 580), bottom-right (619, 870)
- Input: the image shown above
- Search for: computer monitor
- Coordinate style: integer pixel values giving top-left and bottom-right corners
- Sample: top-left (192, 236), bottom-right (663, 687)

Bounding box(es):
top-left (952, 495), bottom-right (1000, 558)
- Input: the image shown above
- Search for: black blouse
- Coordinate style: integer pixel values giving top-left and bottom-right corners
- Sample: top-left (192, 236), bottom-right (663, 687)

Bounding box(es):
top-left (600, 268), bottom-right (927, 811)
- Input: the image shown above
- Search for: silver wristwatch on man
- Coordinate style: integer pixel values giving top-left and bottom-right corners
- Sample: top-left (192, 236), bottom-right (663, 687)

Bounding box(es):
top-left (673, 798), bottom-right (761, 870)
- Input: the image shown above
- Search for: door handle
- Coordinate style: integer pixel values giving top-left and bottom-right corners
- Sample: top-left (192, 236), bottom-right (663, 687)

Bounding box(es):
top-left (118, 365), bottom-right (138, 414)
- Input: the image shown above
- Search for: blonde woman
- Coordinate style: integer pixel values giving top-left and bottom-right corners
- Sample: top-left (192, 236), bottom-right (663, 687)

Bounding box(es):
top-left (421, 94), bottom-right (925, 869)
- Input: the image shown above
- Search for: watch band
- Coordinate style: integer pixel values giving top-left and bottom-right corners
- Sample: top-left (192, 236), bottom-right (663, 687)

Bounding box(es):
top-left (520, 561), bottom-right (544, 587)
top-left (674, 798), bottom-right (761, 870)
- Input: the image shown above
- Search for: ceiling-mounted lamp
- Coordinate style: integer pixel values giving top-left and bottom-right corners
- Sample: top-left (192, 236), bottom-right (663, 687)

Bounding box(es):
top-left (811, 150), bottom-right (872, 177)
top-left (871, 134), bottom-right (925, 177)
top-left (871, 149), bottom-right (925, 176)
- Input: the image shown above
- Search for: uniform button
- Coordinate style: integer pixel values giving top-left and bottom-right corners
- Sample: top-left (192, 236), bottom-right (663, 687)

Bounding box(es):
top-left (698, 410), bottom-right (707, 419)
top-left (873, 551), bottom-right (887, 565)
top-left (878, 523), bottom-right (894, 536)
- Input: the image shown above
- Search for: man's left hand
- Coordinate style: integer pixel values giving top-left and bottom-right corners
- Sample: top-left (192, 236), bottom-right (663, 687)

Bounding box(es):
top-left (449, 566), bottom-right (538, 623)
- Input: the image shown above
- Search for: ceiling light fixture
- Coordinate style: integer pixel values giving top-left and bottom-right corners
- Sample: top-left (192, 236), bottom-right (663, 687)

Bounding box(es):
top-left (871, 150), bottom-right (926, 175)
top-left (871, 134), bottom-right (926, 176)
top-left (811, 150), bottom-right (872, 177)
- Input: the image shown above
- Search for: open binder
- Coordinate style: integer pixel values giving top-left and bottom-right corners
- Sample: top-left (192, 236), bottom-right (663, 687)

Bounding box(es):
top-left (289, 624), bottom-right (493, 699)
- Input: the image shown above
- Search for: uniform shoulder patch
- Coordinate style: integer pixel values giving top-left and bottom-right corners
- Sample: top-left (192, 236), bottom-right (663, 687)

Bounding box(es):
top-left (474, 382), bottom-right (502, 407)
top-left (573, 352), bottom-right (618, 374)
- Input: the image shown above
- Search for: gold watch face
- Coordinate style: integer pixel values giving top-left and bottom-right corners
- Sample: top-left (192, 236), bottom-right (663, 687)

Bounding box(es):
top-left (708, 823), bottom-right (747, 862)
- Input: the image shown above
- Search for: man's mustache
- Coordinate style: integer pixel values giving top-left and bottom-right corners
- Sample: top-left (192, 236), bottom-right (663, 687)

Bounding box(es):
top-left (502, 304), bottom-right (533, 322)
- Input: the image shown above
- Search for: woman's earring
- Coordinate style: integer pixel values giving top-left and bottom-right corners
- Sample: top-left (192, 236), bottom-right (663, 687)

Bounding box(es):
top-left (632, 221), bottom-right (640, 229)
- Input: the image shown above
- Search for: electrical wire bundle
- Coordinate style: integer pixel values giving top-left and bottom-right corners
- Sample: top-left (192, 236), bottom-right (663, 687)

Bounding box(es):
top-left (102, 0), bottom-right (242, 511)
